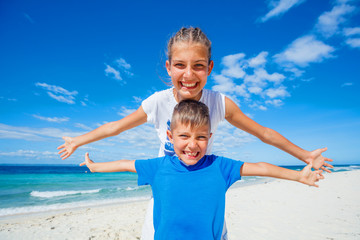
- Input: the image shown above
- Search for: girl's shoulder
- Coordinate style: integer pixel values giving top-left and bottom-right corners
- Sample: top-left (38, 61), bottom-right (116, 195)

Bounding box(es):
top-left (202, 88), bottom-right (225, 98)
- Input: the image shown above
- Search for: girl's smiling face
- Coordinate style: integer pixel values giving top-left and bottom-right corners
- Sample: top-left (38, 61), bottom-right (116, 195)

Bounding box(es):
top-left (166, 43), bottom-right (214, 102)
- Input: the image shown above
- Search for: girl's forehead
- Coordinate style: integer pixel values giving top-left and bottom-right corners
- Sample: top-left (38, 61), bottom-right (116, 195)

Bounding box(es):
top-left (171, 42), bottom-right (209, 58)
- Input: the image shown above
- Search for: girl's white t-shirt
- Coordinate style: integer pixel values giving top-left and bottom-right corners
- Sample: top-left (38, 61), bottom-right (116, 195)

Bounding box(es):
top-left (141, 88), bottom-right (226, 157)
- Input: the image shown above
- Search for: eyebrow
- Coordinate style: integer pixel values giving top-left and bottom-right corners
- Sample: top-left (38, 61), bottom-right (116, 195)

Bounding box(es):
top-left (172, 59), bottom-right (207, 63)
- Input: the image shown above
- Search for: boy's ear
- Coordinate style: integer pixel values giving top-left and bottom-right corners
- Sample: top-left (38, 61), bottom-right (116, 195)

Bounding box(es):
top-left (165, 60), bottom-right (171, 76)
top-left (166, 130), bottom-right (174, 144)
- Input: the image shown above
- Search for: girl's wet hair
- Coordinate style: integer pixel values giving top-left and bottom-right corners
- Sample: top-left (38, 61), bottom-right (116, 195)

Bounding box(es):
top-left (167, 27), bottom-right (212, 64)
top-left (171, 99), bottom-right (211, 132)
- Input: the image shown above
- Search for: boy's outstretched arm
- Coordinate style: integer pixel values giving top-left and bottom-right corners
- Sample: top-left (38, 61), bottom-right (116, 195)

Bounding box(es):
top-left (80, 153), bottom-right (136, 173)
top-left (58, 107), bottom-right (147, 160)
top-left (240, 162), bottom-right (324, 187)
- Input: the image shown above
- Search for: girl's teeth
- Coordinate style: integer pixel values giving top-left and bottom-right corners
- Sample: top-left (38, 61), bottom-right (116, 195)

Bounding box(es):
top-left (182, 82), bottom-right (196, 87)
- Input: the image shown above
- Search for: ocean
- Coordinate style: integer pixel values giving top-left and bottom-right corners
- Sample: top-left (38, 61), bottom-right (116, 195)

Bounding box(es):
top-left (0, 164), bottom-right (359, 217)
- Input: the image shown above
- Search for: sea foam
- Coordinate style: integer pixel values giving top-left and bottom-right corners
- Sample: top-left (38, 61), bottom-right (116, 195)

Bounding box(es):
top-left (30, 189), bottom-right (101, 198)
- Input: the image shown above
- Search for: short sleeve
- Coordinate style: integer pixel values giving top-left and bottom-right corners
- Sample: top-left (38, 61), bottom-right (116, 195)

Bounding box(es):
top-left (218, 156), bottom-right (244, 189)
top-left (141, 92), bottom-right (159, 124)
top-left (135, 157), bottom-right (162, 186)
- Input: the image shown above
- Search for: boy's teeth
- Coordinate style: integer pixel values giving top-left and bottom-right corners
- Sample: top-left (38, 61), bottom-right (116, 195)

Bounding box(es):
top-left (186, 152), bottom-right (197, 156)
top-left (182, 82), bottom-right (196, 87)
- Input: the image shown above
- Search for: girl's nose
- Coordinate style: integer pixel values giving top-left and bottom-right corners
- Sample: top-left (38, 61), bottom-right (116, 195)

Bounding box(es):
top-left (183, 66), bottom-right (193, 79)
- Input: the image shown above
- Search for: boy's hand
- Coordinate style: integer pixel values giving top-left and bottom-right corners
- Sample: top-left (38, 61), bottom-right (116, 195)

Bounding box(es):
top-left (79, 153), bottom-right (94, 172)
top-left (57, 136), bottom-right (78, 160)
top-left (299, 163), bottom-right (324, 187)
top-left (304, 147), bottom-right (333, 173)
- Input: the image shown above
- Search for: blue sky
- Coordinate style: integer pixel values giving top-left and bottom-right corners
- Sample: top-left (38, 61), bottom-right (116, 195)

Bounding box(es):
top-left (1, 0), bottom-right (359, 165)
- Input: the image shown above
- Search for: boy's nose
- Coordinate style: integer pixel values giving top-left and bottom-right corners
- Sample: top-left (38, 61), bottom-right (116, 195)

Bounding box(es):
top-left (188, 139), bottom-right (197, 149)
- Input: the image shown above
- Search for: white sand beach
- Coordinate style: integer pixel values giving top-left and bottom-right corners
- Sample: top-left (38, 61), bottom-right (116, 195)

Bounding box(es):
top-left (1, 170), bottom-right (359, 240)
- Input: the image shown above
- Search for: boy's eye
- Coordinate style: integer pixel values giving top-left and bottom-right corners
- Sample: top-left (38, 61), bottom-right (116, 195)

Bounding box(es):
top-left (197, 136), bottom-right (207, 140)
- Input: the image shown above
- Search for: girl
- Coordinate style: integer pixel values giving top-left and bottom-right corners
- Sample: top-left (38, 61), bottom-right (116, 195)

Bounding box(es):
top-left (58, 27), bottom-right (333, 240)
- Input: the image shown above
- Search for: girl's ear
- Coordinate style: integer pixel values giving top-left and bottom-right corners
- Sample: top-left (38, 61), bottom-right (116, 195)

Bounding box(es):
top-left (166, 130), bottom-right (174, 144)
top-left (207, 60), bottom-right (214, 76)
top-left (165, 60), bottom-right (171, 76)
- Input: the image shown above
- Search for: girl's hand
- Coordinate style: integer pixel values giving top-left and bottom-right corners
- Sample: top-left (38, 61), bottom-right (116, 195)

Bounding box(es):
top-left (304, 147), bottom-right (333, 173)
top-left (299, 163), bottom-right (324, 187)
top-left (57, 136), bottom-right (78, 160)
top-left (79, 153), bottom-right (94, 172)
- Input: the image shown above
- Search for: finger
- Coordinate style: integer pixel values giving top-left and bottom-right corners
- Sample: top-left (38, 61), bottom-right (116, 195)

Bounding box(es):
top-left (85, 152), bottom-right (90, 160)
top-left (321, 166), bottom-right (332, 173)
top-left (57, 144), bottom-right (65, 150)
top-left (58, 148), bottom-right (66, 154)
top-left (60, 152), bottom-right (68, 158)
top-left (61, 153), bottom-right (69, 160)
top-left (79, 162), bottom-right (85, 166)
top-left (325, 158), bottom-right (334, 163)
top-left (324, 162), bottom-right (334, 168)
top-left (313, 183), bottom-right (319, 188)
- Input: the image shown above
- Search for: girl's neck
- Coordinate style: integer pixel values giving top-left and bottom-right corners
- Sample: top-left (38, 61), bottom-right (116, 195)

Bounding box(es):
top-left (173, 88), bottom-right (203, 103)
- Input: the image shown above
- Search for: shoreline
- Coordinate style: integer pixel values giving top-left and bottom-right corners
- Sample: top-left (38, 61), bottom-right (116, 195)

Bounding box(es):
top-left (1, 170), bottom-right (359, 239)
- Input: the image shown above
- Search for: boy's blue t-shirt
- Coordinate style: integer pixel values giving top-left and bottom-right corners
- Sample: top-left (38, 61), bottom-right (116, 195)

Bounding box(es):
top-left (135, 155), bottom-right (244, 240)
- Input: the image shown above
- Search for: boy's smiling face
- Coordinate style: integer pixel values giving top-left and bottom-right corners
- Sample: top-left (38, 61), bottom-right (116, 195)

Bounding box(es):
top-left (167, 122), bottom-right (211, 165)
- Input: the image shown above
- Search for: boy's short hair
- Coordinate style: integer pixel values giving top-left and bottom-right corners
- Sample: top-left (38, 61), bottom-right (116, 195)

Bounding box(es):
top-left (171, 100), bottom-right (211, 132)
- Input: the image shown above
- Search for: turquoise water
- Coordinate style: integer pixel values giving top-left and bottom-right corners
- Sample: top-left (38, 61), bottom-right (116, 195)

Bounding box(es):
top-left (0, 164), bottom-right (359, 217)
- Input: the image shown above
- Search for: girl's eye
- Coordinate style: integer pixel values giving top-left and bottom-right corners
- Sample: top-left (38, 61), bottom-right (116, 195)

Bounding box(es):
top-left (194, 64), bottom-right (206, 69)
top-left (174, 63), bottom-right (185, 68)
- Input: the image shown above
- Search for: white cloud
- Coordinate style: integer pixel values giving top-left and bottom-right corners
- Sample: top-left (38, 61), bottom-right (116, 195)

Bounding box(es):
top-left (248, 51), bottom-right (268, 68)
top-left (343, 27), bottom-right (360, 36)
top-left (345, 38), bottom-right (360, 48)
top-left (33, 115), bottom-right (69, 123)
top-left (274, 35), bottom-right (335, 67)
top-left (266, 99), bottom-right (284, 107)
top-left (265, 86), bottom-right (290, 98)
top-left (212, 121), bottom-right (256, 151)
top-left (0, 123), bottom-right (83, 141)
top-left (0, 97), bottom-right (17, 102)
top-left (0, 150), bottom-right (58, 159)
top-left (105, 64), bottom-right (122, 81)
top-left (35, 82), bottom-right (78, 104)
top-left (315, 3), bottom-right (356, 38)
top-left (105, 57), bottom-right (134, 82)
top-left (74, 123), bottom-right (93, 131)
top-left (260, 0), bottom-right (306, 23)
top-left (341, 82), bottom-right (353, 87)
top-left (133, 96), bottom-right (142, 103)
top-left (117, 106), bottom-right (138, 117)
top-left (220, 53), bottom-right (247, 79)
top-left (24, 13), bottom-right (35, 24)
top-left (212, 51), bottom-right (290, 110)
top-left (116, 58), bottom-right (131, 70)
top-left (212, 74), bottom-right (237, 93)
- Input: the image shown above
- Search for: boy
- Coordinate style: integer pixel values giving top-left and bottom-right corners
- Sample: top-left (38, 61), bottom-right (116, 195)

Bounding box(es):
top-left (80, 100), bottom-right (325, 240)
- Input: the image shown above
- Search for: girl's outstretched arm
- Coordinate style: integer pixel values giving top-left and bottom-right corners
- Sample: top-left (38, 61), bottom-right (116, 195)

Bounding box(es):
top-left (58, 106), bottom-right (147, 160)
top-left (225, 97), bottom-right (333, 172)
top-left (240, 162), bottom-right (324, 187)
top-left (80, 153), bottom-right (136, 173)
